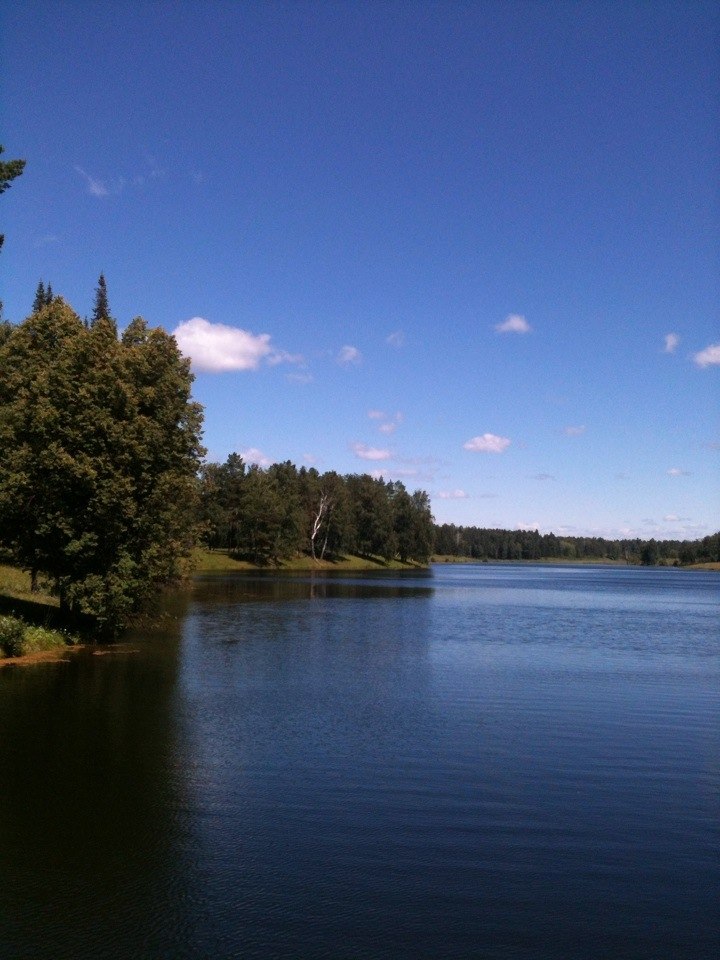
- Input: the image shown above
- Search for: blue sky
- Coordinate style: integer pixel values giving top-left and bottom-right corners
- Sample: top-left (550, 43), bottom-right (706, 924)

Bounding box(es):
top-left (2, 0), bottom-right (718, 539)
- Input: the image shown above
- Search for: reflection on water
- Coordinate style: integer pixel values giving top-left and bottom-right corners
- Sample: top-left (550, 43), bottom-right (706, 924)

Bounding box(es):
top-left (0, 565), bottom-right (717, 959)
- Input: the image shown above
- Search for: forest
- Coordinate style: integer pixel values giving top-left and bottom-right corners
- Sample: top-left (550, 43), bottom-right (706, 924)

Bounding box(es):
top-left (433, 524), bottom-right (720, 566)
top-left (198, 455), bottom-right (434, 566)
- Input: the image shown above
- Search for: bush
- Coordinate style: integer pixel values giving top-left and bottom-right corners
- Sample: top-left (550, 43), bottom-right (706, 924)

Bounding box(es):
top-left (0, 615), bottom-right (26, 657)
top-left (22, 625), bottom-right (73, 654)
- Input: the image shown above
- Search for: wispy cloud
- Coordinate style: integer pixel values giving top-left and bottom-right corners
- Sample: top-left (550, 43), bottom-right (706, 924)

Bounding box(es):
top-left (495, 314), bottom-right (531, 334)
top-left (667, 467), bottom-right (691, 477)
top-left (463, 433), bottom-right (511, 453)
top-left (286, 371), bottom-right (313, 385)
top-left (379, 412), bottom-right (404, 435)
top-left (368, 409), bottom-right (385, 420)
top-left (75, 166), bottom-right (109, 197)
top-left (437, 489), bottom-right (468, 499)
top-left (172, 317), bottom-right (301, 373)
top-left (337, 345), bottom-right (362, 365)
top-left (663, 332), bottom-right (680, 354)
top-left (352, 442), bottom-right (392, 461)
top-left (693, 343), bottom-right (720, 368)
top-left (530, 473), bottom-right (555, 481)
top-left (386, 331), bottom-right (405, 348)
top-left (564, 425), bottom-right (586, 436)
top-left (240, 447), bottom-right (274, 468)
top-left (369, 467), bottom-right (426, 481)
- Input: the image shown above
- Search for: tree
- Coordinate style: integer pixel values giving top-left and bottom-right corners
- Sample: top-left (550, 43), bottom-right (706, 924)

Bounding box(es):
top-left (0, 299), bottom-right (204, 634)
top-left (32, 280), bottom-right (53, 312)
top-left (91, 273), bottom-right (113, 329)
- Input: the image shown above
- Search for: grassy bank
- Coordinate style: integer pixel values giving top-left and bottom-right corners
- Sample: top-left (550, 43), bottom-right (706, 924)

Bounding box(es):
top-left (0, 564), bottom-right (80, 665)
top-left (193, 548), bottom-right (427, 573)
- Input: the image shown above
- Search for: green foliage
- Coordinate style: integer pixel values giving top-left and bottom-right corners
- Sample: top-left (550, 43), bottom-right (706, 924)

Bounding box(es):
top-left (0, 616), bottom-right (25, 657)
top-left (0, 614), bottom-right (76, 658)
top-left (198, 455), bottom-right (435, 565)
top-left (0, 298), bottom-right (204, 635)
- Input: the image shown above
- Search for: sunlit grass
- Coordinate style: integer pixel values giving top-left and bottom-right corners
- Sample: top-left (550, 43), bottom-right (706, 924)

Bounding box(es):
top-left (192, 548), bottom-right (423, 573)
top-left (0, 563), bottom-right (59, 606)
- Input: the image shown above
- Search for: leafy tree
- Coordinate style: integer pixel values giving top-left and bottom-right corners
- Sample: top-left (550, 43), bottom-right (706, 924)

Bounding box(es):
top-left (0, 299), bottom-right (204, 634)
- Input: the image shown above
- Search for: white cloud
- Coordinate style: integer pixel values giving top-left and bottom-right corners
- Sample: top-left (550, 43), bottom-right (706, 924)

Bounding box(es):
top-left (338, 345), bottom-right (362, 365)
top-left (240, 447), bottom-right (274, 468)
top-left (75, 166), bottom-right (109, 197)
top-left (693, 343), bottom-right (720, 368)
top-left (352, 442), bottom-right (392, 461)
top-left (368, 409), bottom-right (385, 420)
top-left (386, 331), bottom-right (405, 348)
top-left (667, 467), bottom-right (691, 477)
top-left (663, 333), bottom-right (680, 354)
top-left (172, 317), bottom-right (282, 372)
top-left (437, 489), bottom-right (468, 500)
top-left (495, 314), bottom-right (531, 334)
top-left (463, 433), bottom-right (511, 453)
top-left (564, 425), bottom-right (586, 436)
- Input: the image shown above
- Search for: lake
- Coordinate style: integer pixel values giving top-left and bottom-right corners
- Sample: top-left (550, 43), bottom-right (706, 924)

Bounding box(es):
top-left (1, 564), bottom-right (717, 959)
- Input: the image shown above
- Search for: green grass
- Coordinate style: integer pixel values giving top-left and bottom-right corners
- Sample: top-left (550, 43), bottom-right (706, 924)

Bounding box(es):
top-left (192, 548), bottom-right (425, 573)
top-left (0, 563), bottom-right (59, 606)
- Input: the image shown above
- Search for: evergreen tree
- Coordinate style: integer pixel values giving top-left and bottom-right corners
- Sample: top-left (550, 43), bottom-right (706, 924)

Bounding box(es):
top-left (31, 281), bottom-right (53, 312)
top-left (90, 272), bottom-right (113, 329)
top-left (32, 281), bottom-right (47, 312)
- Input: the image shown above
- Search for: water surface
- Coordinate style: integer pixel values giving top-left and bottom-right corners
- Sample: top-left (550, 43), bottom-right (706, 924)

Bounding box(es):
top-left (1, 564), bottom-right (717, 959)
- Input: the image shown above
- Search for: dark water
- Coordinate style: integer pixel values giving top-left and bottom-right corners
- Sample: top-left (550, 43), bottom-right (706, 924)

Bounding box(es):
top-left (1, 565), bottom-right (718, 959)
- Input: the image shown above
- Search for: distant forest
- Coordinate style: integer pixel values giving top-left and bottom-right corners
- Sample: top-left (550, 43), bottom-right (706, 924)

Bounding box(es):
top-left (433, 524), bottom-right (720, 566)
top-left (199, 455), bottom-right (718, 568)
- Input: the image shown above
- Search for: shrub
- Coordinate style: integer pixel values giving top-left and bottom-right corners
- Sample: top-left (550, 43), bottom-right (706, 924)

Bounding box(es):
top-left (0, 616), bottom-right (26, 657)
top-left (22, 625), bottom-right (71, 654)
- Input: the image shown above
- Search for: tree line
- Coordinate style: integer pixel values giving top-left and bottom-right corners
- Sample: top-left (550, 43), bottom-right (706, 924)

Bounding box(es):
top-left (433, 524), bottom-right (719, 566)
top-left (198, 455), bottom-right (435, 565)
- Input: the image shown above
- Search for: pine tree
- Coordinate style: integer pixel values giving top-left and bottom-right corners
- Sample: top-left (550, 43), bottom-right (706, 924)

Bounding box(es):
top-left (90, 273), bottom-right (112, 327)
top-left (32, 281), bottom-right (47, 313)
top-left (45, 283), bottom-right (53, 305)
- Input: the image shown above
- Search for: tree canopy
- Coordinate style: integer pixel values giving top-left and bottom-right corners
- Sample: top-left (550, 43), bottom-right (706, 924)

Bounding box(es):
top-left (0, 297), bottom-right (204, 634)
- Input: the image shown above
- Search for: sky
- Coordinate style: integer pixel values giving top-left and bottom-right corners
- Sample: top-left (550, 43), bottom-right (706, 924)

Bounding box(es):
top-left (1, 0), bottom-right (718, 540)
